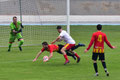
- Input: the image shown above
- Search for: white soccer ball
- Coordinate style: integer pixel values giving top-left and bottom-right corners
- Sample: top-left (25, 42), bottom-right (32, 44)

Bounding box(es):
top-left (43, 56), bottom-right (48, 62)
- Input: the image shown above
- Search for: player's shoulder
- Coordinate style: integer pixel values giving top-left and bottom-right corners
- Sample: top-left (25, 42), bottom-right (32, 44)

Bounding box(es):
top-left (94, 31), bottom-right (106, 36)
top-left (49, 44), bottom-right (57, 46)
top-left (10, 22), bottom-right (13, 25)
top-left (62, 30), bottom-right (66, 33)
top-left (60, 30), bottom-right (66, 35)
top-left (17, 21), bottom-right (21, 24)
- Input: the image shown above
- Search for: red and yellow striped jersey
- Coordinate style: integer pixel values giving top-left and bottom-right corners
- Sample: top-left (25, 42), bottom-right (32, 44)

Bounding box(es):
top-left (87, 31), bottom-right (113, 53)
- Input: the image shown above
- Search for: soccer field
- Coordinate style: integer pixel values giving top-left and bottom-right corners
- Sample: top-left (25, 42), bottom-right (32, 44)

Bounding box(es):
top-left (0, 25), bottom-right (120, 80)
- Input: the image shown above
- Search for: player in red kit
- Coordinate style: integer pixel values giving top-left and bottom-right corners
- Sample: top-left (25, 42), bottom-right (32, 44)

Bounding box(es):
top-left (33, 42), bottom-right (83, 62)
top-left (84, 24), bottom-right (116, 76)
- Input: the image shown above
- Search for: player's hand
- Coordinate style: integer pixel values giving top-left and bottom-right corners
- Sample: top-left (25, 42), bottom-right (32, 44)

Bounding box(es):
top-left (33, 58), bottom-right (37, 62)
top-left (84, 49), bottom-right (88, 53)
top-left (112, 46), bottom-right (116, 49)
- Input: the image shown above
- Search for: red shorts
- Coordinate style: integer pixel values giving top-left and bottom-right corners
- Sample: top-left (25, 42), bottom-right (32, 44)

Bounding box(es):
top-left (64, 43), bottom-right (75, 50)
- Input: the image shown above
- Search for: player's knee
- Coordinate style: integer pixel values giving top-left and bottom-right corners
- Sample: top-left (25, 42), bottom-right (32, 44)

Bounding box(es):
top-left (101, 60), bottom-right (105, 62)
top-left (61, 48), bottom-right (66, 54)
top-left (20, 39), bottom-right (24, 43)
top-left (93, 60), bottom-right (97, 63)
top-left (61, 48), bottom-right (64, 53)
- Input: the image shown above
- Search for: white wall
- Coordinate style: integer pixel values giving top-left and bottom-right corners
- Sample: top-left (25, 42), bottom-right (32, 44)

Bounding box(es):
top-left (0, 15), bottom-right (120, 25)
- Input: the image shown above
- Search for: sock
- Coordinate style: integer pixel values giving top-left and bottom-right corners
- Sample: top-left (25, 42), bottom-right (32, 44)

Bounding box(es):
top-left (74, 53), bottom-right (80, 58)
top-left (102, 62), bottom-right (107, 72)
top-left (94, 63), bottom-right (98, 73)
top-left (8, 43), bottom-right (12, 50)
top-left (64, 54), bottom-right (69, 61)
top-left (18, 40), bottom-right (24, 47)
top-left (66, 52), bottom-right (73, 56)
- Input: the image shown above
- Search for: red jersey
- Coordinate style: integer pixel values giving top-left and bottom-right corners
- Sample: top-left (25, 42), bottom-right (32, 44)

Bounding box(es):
top-left (41, 44), bottom-right (59, 53)
top-left (87, 31), bottom-right (113, 53)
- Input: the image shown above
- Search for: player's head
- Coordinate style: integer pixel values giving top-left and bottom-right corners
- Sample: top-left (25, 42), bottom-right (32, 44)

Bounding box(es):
top-left (97, 24), bottom-right (102, 30)
top-left (42, 42), bottom-right (49, 50)
top-left (13, 16), bottom-right (17, 23)
top-left (56, 26), bottom-right (62, 33)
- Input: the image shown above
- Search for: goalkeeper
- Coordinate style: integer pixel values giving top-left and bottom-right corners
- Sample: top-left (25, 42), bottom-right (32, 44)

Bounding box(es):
top-left (8, 16), bottom-right (24, 52)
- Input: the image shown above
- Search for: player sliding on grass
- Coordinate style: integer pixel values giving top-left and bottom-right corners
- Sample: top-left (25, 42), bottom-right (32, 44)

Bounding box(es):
top-left (84, 24), bottom-right (116, 76)
top-left (33, 42), bottom-right (85, 62)
top-left (51, 26), bottom-right (85, 65)
top-left (8, 16), bottom-right (24, 52)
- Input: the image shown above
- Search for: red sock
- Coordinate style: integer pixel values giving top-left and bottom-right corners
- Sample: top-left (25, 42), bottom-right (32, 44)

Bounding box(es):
top-left (64, 54), bottom-right (69, 61)
top-left (75, 53), bottom-right (80, 58)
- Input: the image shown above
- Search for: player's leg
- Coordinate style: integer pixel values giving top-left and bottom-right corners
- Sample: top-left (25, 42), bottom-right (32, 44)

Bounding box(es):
top-left (66, 51), bottom-right (76, 60)
top-left (71, 43), bottom-right (85, 50)
top-left (99, 54), bottom-right (109, 76)
top-left (69, 50), bottom-right (80, 63)
top-left (92, 53), bottom-right (99, 76)
top-left (57, 45), bottom-right (76, 60)
top-left (17, 33), bottom-right (24, 51)
top-left (8, 34), bottom-right (16, 52)
top-left (61, 44), bottom-right (70, 65)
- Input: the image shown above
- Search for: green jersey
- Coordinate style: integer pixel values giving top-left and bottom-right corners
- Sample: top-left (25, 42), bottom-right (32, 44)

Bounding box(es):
top-left (10, 21), bottom-right (21, 35)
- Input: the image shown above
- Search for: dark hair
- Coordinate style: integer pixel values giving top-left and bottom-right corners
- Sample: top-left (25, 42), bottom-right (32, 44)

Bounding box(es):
top-left (56, 26), bottom-right (62, 29)
top-left (42, 41), bottom-right (48, 45)
top-left (13, 16), bottom-right (17, 19)
top-left (97, 24), bottom-right (102, 30)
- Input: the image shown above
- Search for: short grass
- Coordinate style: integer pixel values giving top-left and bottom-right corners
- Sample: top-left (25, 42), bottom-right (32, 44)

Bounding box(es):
top-left (0, 25), bottom-right (120, 80)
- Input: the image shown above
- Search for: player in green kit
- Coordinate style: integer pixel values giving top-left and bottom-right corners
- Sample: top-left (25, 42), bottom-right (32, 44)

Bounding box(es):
top-left (8, 16), bottom-right (24, 52)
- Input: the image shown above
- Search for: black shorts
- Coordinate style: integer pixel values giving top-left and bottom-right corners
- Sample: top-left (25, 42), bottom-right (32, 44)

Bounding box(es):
top-left (57, 44), bottom-right (64, 54)
top-left (92, 53), bottom-right (105, 61)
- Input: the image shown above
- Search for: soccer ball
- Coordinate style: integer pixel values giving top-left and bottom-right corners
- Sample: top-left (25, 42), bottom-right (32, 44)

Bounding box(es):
top-left (43, 56), bottom-right (48, 62)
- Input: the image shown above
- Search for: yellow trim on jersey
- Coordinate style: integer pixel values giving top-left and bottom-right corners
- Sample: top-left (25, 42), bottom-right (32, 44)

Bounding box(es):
top-left (64, 43), bottom-right (70, 48)
top-left (93, 48), bottom-right (104, 53)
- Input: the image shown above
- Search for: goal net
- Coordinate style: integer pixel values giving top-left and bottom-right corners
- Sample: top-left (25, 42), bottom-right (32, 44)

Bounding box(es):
top-left (0, 0), bottom-right (67, 47)
top-left (0, 0), bottom-right (120, 47)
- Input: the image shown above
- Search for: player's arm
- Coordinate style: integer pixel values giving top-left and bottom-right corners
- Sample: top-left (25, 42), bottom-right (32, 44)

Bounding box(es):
top-left (33, 51), bottom-right (43, 62)
top-left (48, 52), bottom-right (53, 61)
top-left (104, 34), bottom-right (116, 49)
top-left (51, 36), bottom-right (61, 44)
top-left (84, 34), bottom-right (95, 53)
top-left (21, 23), bottom-right (24, 28)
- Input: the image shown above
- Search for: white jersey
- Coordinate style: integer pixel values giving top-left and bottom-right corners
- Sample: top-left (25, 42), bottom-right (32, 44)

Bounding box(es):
top-left (59, 30), bottom-right (75, 44)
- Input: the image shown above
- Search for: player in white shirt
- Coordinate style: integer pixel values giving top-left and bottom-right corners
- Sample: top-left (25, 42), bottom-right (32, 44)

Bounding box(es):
top-left (51, 26), bottom-right (81, 65)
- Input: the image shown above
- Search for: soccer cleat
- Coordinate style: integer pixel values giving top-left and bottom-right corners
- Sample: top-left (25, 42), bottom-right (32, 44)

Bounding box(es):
top-left (95, 73), bottom-right (99, 76)
top-left (78, 43), bottom-right (85, 47)
top-left (19, 47), bottom-right (22, 51)
top-left (106, 72), bottom-right (109, 76)
top-left (64, 60), bottom-right (70, 65)
top-left (77, 57), bottom-right (80, 63)
top-left (8, 49), bottom-right (10, 52)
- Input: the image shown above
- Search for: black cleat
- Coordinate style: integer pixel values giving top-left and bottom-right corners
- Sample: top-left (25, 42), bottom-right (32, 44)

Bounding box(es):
top-left (77, 57), bottom-right (80, 63)
top-left (95, 73), bottom-right (99, 76)
top-left (106, 72), bottom-right (109, 76)
top-left (78, 43), bottom-right (85, 47)
top-left (8, 49), bottom-right (10, 52)
top-left (19, 47), bottom-right (22, 51)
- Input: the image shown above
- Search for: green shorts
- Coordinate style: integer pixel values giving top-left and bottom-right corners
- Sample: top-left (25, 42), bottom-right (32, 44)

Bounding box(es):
top-left (9, 33), bottom-right (23, 43)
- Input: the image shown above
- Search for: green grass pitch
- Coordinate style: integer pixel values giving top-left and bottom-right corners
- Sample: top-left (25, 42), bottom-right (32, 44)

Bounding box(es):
top-left (0, 25), bottom-right (120, 80)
